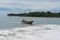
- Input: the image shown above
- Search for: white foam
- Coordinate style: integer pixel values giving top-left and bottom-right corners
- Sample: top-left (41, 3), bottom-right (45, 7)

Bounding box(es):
top-left (0, 30), bottom-right (15, 36)
top-left (0, 24), bottom-right (60, 40)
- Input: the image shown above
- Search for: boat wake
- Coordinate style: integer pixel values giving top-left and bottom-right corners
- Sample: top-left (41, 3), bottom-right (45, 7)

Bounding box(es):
top-left (0, 24), bottom-right (60, 40)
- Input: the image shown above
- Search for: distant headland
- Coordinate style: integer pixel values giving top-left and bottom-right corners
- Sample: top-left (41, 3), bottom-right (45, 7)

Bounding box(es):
top-left (7, 11), bottom-right (60, 17)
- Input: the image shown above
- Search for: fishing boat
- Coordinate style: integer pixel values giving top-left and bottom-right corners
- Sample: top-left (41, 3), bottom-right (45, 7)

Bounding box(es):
top-left (21, 19), bottom-right (33, 24)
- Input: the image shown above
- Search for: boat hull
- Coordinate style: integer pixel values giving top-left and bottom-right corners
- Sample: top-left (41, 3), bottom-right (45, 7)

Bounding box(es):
top-left (21, 20), bottom-right (33, 24)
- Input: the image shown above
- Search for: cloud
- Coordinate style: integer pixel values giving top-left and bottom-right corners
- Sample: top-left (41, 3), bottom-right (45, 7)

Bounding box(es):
top-left (0, 0), bottom-right (60, 12)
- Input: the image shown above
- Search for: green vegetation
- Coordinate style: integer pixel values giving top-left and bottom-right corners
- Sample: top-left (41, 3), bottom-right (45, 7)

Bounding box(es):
top-left (7, 11), bottom-right (60, 17)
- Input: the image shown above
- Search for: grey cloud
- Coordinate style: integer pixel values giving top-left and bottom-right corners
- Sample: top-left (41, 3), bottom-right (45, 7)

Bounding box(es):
top-left (0, 0), bottom-right (60, 12)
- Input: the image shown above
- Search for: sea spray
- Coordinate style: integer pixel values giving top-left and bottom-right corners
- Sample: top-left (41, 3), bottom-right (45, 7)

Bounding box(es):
top-left (0, 24), bottom-right (60, 40)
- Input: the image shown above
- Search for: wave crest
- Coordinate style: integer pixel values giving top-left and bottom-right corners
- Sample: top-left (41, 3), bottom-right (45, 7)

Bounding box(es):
top-left (0, 24), bottom-right (60, 40)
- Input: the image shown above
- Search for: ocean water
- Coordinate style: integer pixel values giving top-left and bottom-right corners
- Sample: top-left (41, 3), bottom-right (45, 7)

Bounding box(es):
top-left (0, 24), bottom-right (60, 40)
top-left (0, 16), bottom-right (60, 29)
top-left (0, 16), bottom-right (60, 40)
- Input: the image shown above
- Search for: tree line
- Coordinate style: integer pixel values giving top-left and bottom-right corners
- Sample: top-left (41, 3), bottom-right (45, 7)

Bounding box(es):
top-left (7, 11), bottom-right (60, 17)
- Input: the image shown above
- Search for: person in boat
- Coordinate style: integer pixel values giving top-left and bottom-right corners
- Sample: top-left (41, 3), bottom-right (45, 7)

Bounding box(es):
top-left (21, 19), bottom-right (33, 24)
top-left (22, 19), bottom-right (24, 21)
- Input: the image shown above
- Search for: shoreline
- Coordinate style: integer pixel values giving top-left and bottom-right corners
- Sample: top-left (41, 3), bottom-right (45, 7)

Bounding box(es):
top-left (7, 11), bottom-right (60, 18)
top-left (7, 16), bottom-right (60, 18)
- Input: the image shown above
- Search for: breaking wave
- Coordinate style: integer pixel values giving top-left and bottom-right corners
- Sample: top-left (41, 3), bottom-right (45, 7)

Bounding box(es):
top-left (0, 24), bottom-right (60, 40)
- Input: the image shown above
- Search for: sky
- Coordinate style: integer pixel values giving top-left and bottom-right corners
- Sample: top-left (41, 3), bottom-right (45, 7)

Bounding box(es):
top-left (0, 0), bottom-right (60, 12)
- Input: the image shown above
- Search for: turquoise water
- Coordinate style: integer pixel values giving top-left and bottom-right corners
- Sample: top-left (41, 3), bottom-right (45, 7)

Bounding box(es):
top-left (0, 16), bottom-right (60, 29)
